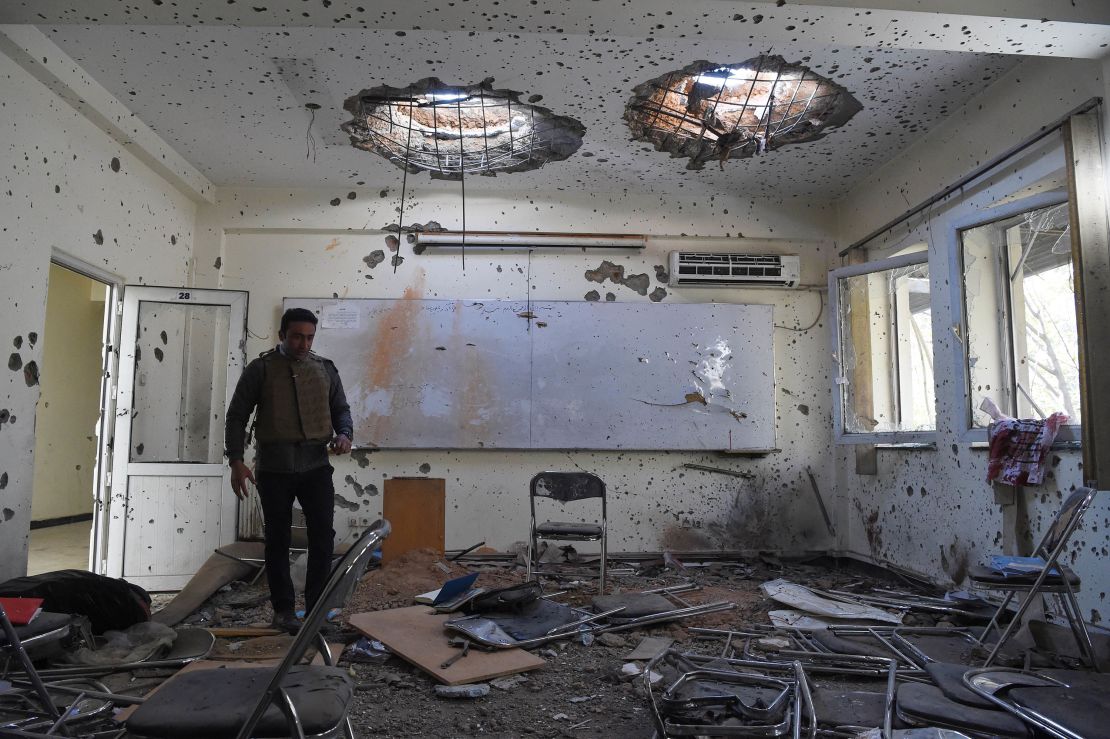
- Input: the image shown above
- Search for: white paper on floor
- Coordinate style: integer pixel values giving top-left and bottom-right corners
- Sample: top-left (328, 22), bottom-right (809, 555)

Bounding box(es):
top-left (761, 580), bottom-right (903, 624)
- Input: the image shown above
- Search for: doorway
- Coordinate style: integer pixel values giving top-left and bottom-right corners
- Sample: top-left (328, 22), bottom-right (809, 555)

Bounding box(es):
top-left (28, 261), bottom-right (113, 575)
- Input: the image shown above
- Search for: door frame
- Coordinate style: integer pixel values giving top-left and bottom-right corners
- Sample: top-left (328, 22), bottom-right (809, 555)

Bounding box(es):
top-left (104, 286), bottom-right (248, 587)
top-left (48, 250), bottom-right (123, 575)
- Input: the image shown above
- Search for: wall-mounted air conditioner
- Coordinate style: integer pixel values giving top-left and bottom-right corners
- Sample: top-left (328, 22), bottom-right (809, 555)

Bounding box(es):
top-left (668, 252), bottom-right (801, 288)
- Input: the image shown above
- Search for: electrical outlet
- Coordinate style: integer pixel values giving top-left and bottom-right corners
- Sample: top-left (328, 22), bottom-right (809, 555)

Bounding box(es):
top-left (347, 516), bottom-right (359, 527)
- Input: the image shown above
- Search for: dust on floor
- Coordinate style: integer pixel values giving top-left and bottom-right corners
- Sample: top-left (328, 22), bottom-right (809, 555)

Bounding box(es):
top-left (164, 551), bottom-right (906, 738)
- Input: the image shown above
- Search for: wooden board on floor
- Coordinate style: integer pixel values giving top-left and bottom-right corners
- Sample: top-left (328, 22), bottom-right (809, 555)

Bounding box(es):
top-left (381, 477), bottom-right (445, 562)
top-left (349, 605), bottom-right (545, 685)
top-left (152, 541), bottom-right (264, 626)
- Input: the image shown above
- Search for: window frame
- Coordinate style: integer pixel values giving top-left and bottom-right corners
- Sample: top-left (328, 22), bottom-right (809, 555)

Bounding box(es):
top-left (829, 250), bottom-right (937, 445)
top-left (947, 190), bottom-right (1081, 445)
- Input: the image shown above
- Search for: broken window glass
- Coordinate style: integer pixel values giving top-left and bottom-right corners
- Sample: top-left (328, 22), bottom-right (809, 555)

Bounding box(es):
top-left (960, 202), bottom-right (1079, 428)
top-left (130, 302), bottom-right (231, 463)
top-left (835, 258), bottom-right (935, 436)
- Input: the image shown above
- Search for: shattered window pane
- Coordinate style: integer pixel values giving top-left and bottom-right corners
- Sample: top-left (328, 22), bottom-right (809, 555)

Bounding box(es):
top-left (837, 261), bottom-right (935, 434)
top-left (130, 302), bottom-right (231, 463)
top-left (960, 202), bottom-right (1079, 427)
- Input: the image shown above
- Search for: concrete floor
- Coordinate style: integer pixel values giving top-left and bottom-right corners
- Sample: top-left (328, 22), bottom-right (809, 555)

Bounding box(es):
top-left (27, 521), bottom-right (90, 575)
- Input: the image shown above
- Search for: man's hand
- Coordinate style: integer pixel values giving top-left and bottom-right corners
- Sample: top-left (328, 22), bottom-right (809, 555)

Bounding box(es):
top-left (330, 434), bottom-right (352, 455)
top-left (230, 460), bottom-right (256, 500)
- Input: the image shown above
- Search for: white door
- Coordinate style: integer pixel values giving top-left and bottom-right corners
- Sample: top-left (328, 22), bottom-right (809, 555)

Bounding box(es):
top-left (103, 287), bottom-right (248, 590)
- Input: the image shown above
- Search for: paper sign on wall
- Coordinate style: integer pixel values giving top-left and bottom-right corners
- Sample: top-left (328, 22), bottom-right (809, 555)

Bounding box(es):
top-left (321, 304), bottom-right (360, 330)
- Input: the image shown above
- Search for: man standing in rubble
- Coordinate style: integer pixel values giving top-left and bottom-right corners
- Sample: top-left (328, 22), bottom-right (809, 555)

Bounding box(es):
top-left (224, 307), bottom-right (353, 634)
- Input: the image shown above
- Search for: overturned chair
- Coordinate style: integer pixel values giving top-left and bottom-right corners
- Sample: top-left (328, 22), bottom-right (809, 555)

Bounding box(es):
top-left (125, 520), bottom-right (391, 739)
top-left (526, 471), bottom-right (607, 592)
top-left (969, 486), bottom-right (1099, 668)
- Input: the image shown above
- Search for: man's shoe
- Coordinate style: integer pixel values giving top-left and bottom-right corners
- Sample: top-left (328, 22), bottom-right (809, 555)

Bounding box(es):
top-left (271, 610), bottom-right (301, 635)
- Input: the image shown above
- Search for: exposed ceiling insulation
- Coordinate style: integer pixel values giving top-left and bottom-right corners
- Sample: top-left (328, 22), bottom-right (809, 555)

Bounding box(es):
top-left (5, 0), bottom-right (1107, 199)
top-left (342, 78), bottom-right (586, 179)
top-left (625, 56), bottom-right (863, 171)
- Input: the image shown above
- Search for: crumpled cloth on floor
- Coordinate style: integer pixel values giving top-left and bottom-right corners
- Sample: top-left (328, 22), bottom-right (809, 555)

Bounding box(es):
top-left (63, 621), bottom-right (177, 665)
top-left (987, 412), bottom-right (1068, 486)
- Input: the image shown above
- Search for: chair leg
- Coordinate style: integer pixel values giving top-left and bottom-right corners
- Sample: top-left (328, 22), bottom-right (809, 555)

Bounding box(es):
top-left (983, 588), bottom-right (1046, 667)
top-left (599, 533), bottom-right (607, 594)
top-left (526, 534), bottom-right (534, 582)
top-left (1054, 592), bottom-right (1088, 661)
top-left (1060, 586), bottom-right (1100, 671)
top-left (0, 609), bottom-right (62, 725)
top-left (976, 591), bottom-right (1016, 646)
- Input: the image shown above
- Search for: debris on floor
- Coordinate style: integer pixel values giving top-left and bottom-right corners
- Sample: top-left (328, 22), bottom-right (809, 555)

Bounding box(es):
top-left (3, 547), bottom-right (1108, 738)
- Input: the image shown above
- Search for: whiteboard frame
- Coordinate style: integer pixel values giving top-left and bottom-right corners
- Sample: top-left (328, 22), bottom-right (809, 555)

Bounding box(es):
top-left (285, 296), bottom-right (777, 452)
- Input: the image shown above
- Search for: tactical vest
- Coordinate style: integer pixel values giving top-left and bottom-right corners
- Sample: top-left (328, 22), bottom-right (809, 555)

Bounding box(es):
top-left (254, 350), bottom-right (334, 444)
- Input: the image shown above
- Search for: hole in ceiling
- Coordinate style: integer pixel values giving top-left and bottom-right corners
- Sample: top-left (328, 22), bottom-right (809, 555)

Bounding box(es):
top-left (624, 55), bottom-right (863, 171)
top-left (342, 77), bottom-right (586, 180)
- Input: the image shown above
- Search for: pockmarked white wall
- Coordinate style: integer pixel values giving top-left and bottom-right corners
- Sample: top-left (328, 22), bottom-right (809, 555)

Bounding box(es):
top-left (207, 186), bottom-right (842, 555)
top-left (836, 57), bottom-right (1110, 621)
top-left (0, 46), bottom-right (197, 581)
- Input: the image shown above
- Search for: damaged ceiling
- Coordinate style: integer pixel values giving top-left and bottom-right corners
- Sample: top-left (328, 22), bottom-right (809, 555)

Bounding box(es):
top-left (7, 0), bottom-right (1109, 198)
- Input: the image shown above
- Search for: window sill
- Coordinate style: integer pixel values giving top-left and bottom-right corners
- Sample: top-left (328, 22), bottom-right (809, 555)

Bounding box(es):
top-left (969, 440), bottom-right (1081, 451)
top-left (835, 431), bottom-right (937, 446)
top-left (873, 442), bottom-right (938, 451)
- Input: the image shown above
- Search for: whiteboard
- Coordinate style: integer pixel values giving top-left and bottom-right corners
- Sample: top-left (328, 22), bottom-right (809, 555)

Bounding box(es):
top-left (284, 298), bottom-right (775, 450)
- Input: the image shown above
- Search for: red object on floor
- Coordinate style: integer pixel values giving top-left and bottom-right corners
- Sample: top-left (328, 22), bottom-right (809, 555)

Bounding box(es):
top-left (0, 596), bottom-right (44, 625)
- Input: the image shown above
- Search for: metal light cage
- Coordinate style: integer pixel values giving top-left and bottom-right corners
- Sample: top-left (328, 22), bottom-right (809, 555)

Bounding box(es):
top-left (625, 55), bottom-right (863, 171)
top-left (342, 77), bottom-right (585, 180)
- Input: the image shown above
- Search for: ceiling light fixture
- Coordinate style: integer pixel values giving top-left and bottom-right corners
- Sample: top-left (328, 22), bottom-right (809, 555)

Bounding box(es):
top-left (625, 55), bottom-right (862, 171)
top-left (411, 231), bottom-right (646, 250)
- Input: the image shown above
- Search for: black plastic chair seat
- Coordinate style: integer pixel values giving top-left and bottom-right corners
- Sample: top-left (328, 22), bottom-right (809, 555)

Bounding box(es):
top-left (0, 612), bottom-right (72, 646)
top-left (924, 662), bottom-right (994, 709)
top-left (895, 682), bottom-right (1030, 737)
top-left (810, 629), bottom-right (897, 660)
top-left (536, 521), bottom-right (602, 538)
top-left (1009, 685), bottom-right (1110, 739)
top-left (968, 563), bottom-right (1080, 589)
top-left (811, 689), bottom-right (886, 728)
top-left (126, 664), bottom-right (353, 738)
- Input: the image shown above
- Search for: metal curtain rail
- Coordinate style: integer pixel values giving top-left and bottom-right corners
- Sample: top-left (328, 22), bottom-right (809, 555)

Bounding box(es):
top-left (839, 96), bottom-right (1103, 257)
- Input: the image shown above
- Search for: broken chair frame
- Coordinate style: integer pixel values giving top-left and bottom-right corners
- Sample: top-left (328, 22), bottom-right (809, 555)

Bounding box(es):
top-left (969, 486), bottom-right (1099, 669)
top-left (645, 650), bottom-right (822, 739)
top-left (962, 667), bottom-right (1078, 739)
top-left (1, 604), bottom-right (140, 739)
top-left (125, 519), bottom-right (390, 739)
top-left (444, 583), bottom-right (734, 650)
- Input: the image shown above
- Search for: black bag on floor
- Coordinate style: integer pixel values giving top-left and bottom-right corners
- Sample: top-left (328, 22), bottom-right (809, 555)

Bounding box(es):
top-left (0, 569), bottom-right (151, 634)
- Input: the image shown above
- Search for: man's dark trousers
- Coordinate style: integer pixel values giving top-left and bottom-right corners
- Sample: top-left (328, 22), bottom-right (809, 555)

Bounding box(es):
top-left (257, 465), bottom-right (335, 614)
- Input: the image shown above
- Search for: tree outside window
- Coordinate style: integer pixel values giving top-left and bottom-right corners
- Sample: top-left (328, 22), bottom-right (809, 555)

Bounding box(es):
top-left (960, 201), bottom-right (1080, 431)
top-left (831, 251), bottom-right (936, 442)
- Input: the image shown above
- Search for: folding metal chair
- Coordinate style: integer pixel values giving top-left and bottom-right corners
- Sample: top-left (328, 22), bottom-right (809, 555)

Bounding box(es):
top-left (0, 604), bottom-right (66, 732)
top-left (526, 472), bottom-right (607, 593)
top-left (968, 487), bottom-right (1098, 669)
top-left (125, 520), bottom-right (390, 739)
